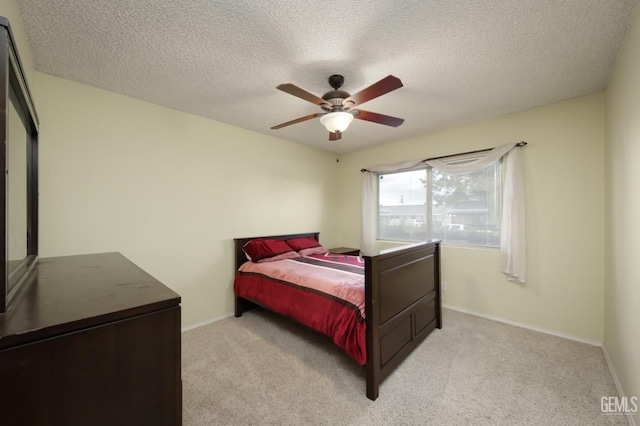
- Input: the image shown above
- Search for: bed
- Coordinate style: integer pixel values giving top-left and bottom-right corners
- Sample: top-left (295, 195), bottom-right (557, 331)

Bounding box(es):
top-left (233, 232), bottom-right (441, 400)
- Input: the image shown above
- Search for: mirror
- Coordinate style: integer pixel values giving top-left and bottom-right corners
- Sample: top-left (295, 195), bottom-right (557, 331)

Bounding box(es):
top-left (7, 87), bottom-right (28, 279)
top-left (0, 16), bottom-right (39, 311)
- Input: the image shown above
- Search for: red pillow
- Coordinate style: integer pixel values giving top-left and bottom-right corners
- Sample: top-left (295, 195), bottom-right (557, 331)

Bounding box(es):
top-left (243, 238), bottom-right (300, 263)
top-left (286, 237), bottom-right (328, 256)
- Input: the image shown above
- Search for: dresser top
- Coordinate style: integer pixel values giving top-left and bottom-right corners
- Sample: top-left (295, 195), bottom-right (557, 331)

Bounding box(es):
top-left (0, 252), bottom-right (180, 349)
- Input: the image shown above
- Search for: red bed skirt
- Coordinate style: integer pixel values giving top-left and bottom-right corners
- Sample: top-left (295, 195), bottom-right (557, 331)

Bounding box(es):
top-left (234, 273), bottom-right (367, 365)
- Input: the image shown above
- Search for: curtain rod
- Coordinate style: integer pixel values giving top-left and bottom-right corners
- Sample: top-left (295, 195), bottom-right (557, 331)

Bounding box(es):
top-left (360, 141), bottom-right (527, 172)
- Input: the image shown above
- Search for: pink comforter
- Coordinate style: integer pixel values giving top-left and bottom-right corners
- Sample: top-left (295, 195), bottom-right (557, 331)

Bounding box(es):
top-left (235, 253), bottom-right (367, 364)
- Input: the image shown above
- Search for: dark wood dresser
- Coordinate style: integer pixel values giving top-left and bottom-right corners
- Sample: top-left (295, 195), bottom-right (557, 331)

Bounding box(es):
top-left (0, 252), bottom-right (182, 426)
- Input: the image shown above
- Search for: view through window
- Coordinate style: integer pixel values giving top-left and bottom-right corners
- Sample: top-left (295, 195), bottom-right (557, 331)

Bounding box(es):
top-left (377, 160), bottom-right (502, 248)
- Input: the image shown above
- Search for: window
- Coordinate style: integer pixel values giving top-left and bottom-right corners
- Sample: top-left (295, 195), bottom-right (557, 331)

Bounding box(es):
top-left (377, 158), bottom-right (502, 248)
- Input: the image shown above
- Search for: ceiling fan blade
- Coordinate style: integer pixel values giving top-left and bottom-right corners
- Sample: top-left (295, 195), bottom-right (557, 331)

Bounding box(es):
top-left (276, 83), bottom-right (331, 106)
top-left (344, 75), bottom-right (403, 106)
top-left (271, 112), bottom-right (325, 130)
top-left (355, 109), bottom-right (404, 127)
top-left (329, 132), bottom-right (342, 141)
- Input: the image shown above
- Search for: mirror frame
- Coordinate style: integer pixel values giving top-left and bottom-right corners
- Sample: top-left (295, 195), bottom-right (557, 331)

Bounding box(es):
top-left (0, 17), bottom-right (39, 312)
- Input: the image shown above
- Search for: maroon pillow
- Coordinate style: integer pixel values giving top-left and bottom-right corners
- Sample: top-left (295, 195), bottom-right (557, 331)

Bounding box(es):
top-left (242, 238), bottom-right (300, 263)
top-left (286, 237), bottom-right (328, 256)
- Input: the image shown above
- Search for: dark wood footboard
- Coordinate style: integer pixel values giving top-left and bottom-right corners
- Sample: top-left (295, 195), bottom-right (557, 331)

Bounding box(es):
top-left (363, 241), bottom-right (441, 400)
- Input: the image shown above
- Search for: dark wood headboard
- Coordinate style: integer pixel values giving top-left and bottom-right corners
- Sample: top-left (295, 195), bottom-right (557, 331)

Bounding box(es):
top-left (233, 232), bottom-right (320, 271)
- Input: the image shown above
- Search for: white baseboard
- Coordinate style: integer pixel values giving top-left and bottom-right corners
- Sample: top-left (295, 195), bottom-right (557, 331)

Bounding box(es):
top-left (602, 344), bottom-right (637, 426)
top-left (442, 304), bottom-right (603, 347)
top-left (181, 312), bottom-right (234, 333)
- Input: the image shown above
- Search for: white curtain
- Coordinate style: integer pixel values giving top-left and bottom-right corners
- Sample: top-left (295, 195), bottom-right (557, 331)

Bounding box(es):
top-left (423, 143), bottom-right (514, 171)
top-left (361, 143), bottom-right (526, 283)
top-left (500, 147), bottom-right (526, 283)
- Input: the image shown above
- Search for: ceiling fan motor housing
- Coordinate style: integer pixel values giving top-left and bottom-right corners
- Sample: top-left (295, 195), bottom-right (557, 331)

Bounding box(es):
top-left (321, 74), bottom-right (353, 112)
top-left (321, 90), bottom-right (351, 111)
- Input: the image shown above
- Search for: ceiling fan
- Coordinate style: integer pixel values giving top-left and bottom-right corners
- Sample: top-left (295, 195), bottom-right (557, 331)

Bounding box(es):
top-left (271, 74), bottom-right (404, 141)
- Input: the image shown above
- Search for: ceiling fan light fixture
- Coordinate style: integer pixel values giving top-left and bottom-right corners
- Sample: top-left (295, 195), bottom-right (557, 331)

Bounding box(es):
top-left (320, 111), bottom-right (354, 133)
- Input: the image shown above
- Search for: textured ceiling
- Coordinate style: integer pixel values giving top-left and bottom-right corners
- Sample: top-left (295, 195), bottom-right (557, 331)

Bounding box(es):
top-left (16, 0), bottom-right (639, 154)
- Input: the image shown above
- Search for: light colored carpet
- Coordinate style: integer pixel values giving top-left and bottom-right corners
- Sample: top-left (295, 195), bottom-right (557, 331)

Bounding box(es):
top-left (182, 309), bottom-right (626, 425)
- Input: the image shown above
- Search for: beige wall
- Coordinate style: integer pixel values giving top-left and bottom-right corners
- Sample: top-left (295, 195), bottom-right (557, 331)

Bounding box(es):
top-left (336, 93), bottom-right (606, 343)
top-left (605, 3), bottom-right (640, 419)
top-left (32, 73), bottom-right (339, 327)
